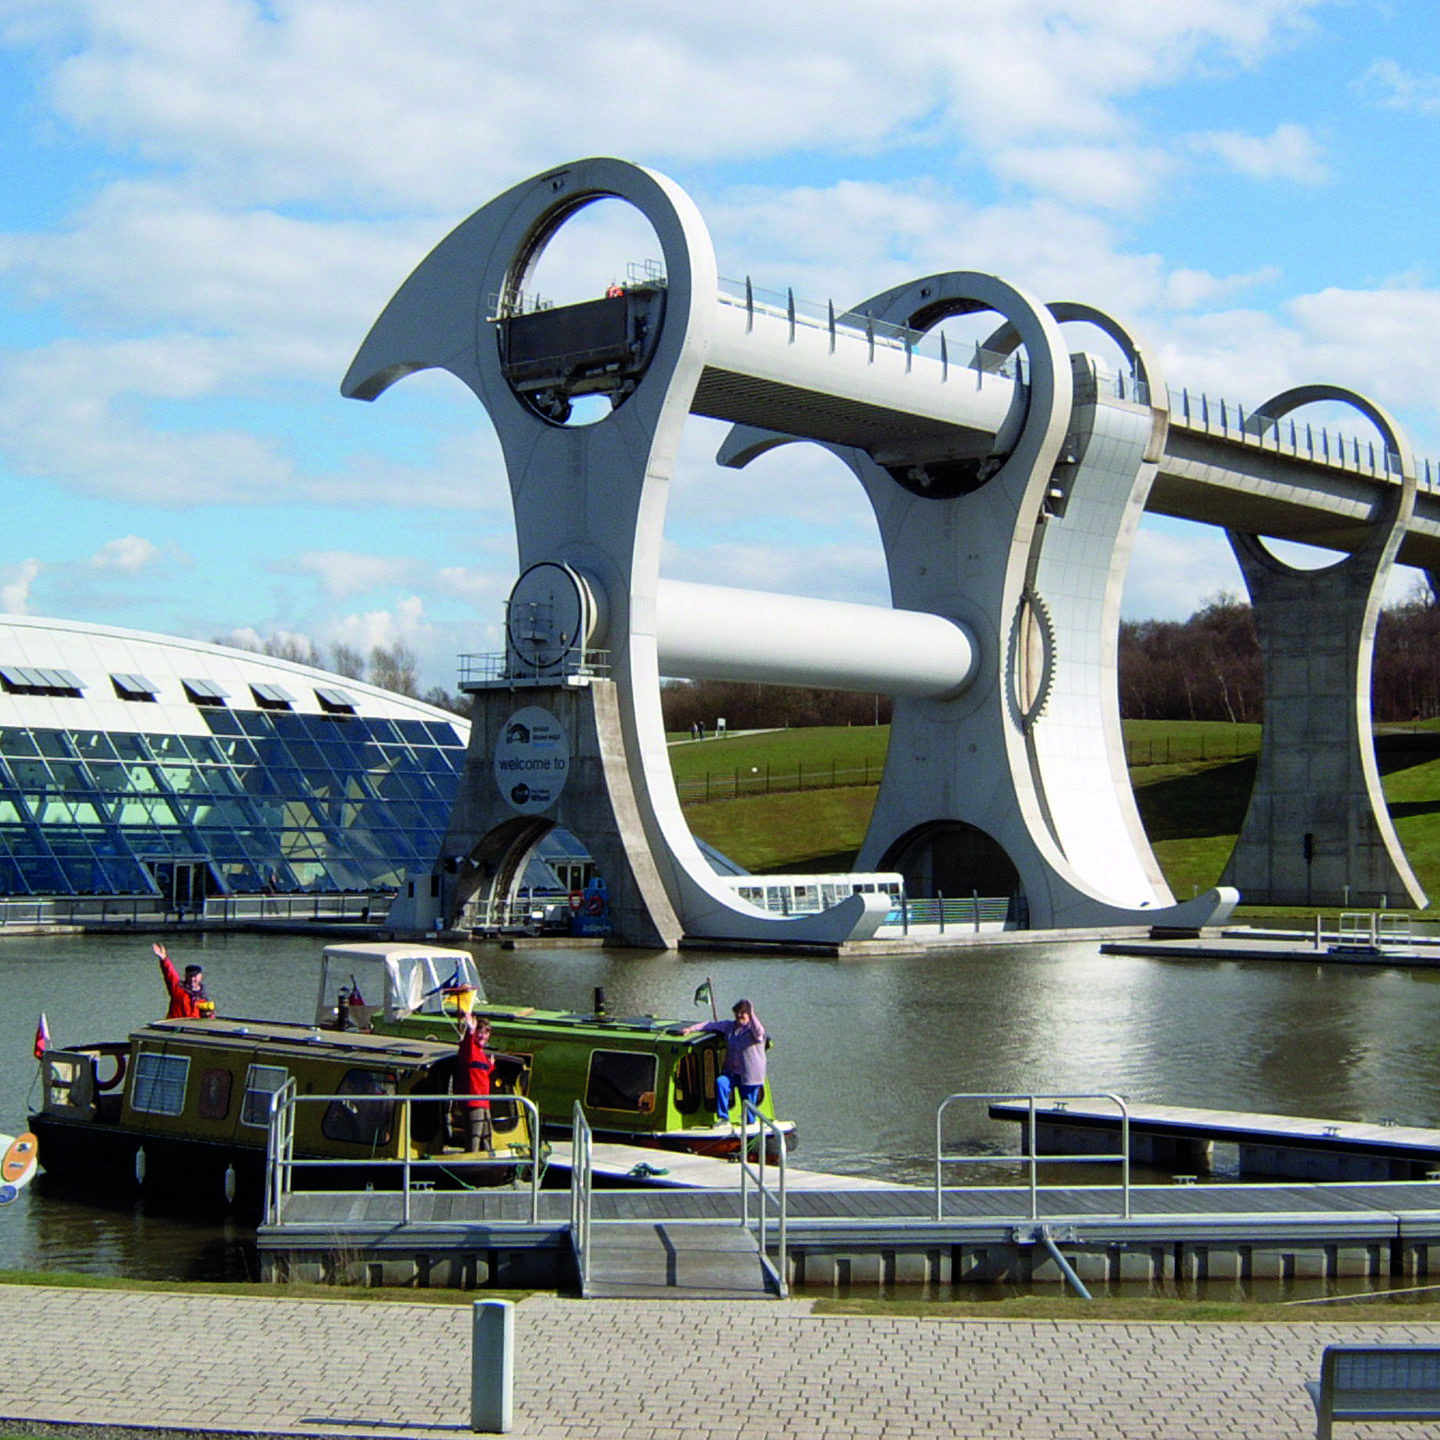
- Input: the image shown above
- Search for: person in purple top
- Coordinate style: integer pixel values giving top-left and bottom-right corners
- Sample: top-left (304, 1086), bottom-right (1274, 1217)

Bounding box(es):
top-left (683, 998), bottom-right (767, 1127)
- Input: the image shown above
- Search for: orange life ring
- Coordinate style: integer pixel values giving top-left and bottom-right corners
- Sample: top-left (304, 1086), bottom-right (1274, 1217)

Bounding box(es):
top-left (95, 1051), bottom-right (127, 1092)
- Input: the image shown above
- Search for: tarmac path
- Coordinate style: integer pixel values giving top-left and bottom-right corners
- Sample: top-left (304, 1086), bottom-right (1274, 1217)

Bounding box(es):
top-left (3, 1285), bottom-right (1440, 1438)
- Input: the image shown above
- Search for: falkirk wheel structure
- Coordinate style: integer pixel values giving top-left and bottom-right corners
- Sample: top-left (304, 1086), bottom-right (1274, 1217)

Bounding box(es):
top-left (343, 157), bottom-right (1425, 948)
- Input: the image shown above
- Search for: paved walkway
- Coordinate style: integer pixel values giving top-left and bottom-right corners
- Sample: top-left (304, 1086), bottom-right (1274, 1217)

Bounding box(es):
top-left (3, 1285), bottom-right (1440, 1438)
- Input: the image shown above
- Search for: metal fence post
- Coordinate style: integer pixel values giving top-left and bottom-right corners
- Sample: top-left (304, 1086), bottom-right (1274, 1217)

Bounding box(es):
top-left (471, 1298), bottom-right (513, 1433)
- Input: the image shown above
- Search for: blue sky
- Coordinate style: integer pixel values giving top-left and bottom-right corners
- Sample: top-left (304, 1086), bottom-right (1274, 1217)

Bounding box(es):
top-left (2, 0), bottom-right (1438, 691)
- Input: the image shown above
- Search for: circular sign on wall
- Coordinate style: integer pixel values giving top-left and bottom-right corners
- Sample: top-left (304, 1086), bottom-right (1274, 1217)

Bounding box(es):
top-left (493, 706), bottom-right (570, 814)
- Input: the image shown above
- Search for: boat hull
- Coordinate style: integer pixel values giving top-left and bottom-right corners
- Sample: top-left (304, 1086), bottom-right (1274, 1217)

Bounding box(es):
top-left (29, 1112), bottom-right (517, 1206)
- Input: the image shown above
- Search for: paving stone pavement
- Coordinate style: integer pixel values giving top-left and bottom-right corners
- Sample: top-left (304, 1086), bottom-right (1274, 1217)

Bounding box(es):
top-left (3, 1285), bottom-right (1440, 1438)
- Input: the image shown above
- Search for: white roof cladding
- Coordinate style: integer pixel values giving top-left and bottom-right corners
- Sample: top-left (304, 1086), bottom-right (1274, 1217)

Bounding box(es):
top-left (0, 613), bottom-right (466, 735)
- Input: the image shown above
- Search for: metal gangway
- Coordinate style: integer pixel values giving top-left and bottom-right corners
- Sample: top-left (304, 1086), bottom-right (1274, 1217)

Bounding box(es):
top-left (568, 1099), bottom-right (788, 1299)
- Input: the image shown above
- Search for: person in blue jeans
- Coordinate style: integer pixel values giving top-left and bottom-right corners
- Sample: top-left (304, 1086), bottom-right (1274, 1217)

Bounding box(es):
top-left (683, 998), bottom-right (767, 1126)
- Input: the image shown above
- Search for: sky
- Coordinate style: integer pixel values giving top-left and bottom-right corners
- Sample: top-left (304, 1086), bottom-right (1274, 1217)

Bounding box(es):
top-left (2, 0), bottom-right (1439, 693)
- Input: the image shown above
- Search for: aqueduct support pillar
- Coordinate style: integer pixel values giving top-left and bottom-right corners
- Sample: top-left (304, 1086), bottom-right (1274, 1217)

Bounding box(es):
top-left (1220, 388), bottom-right (1424, 909)
top-left (1221, 387), bottom-right (1424, 909)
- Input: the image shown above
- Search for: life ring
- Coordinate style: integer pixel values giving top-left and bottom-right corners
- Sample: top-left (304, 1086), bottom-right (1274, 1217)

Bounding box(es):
top-left (95, 1052), bottom-right (127, 1092)
top-left (584, 893), bottom-right (605, 916)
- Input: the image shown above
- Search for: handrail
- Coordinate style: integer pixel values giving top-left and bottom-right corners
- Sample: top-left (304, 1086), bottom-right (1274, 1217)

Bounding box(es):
top-left (570, 1100), bottom-right (593, 1296)
top-left (264, 1077), bottom-right (299, 1225)
top-left (738, 1102), bottom-right (788, 1297)
top-left (935, 1091), bottom-right (1131, 1221)
top-left (263, 1089), bottom-right (543, 1226)
top-left (457, 649), bottom-right (612, 689)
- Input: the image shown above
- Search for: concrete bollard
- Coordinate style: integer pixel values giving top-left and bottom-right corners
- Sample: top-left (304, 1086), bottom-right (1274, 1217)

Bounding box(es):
top-left (471, 1298), bottom-right (513, 1433)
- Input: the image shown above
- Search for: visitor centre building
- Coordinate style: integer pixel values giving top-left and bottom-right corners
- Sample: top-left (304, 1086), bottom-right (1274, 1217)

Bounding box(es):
top-left (0, 613), bottom-right (473, 914)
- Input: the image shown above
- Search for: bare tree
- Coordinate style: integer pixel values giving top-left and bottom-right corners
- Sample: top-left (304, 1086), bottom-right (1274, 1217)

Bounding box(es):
top-left (327, 642), bottom-right (367, 680)
top-left (369, 641), bottom-right (419, 698)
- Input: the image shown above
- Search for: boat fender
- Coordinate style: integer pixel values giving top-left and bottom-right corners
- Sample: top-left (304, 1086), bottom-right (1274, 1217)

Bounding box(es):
top-left (95, 1051), bottom-right (127, 1092)
top-left (134, 1146), bottom-right (146, 1185)
top-left (224, 1165), bottom-right (236, 1204)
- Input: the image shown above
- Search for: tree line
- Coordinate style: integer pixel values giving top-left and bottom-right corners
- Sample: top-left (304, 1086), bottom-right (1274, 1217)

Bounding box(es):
top-left (1120, 588), bottom-right (1440, 725)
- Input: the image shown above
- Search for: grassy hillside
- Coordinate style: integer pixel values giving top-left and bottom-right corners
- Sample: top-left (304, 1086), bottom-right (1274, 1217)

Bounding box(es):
top-left (669, 720), bottom-right (1440, 911)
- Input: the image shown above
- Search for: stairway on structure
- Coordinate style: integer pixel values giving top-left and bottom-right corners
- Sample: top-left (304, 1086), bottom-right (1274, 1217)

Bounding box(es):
top-left (583, 1221), bottom-right (774, 1299)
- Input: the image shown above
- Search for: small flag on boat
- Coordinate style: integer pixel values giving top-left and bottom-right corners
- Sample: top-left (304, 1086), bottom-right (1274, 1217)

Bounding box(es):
top-left (349, 974), bottom-right (365, 1007)
top-left (693, 980), bottom-right (712, 1008)
top-left (423, 963), bottom-right (463, 997)
top-left (32, 1013), bottom-right (49, 1060)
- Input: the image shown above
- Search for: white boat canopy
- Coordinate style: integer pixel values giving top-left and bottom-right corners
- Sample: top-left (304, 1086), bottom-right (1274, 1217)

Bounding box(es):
top-left (315, 942), bottom-right (485, 1028)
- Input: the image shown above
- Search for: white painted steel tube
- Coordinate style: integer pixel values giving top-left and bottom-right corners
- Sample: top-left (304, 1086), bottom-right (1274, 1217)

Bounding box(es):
top-left (656, 579), bottom-right (977, 698)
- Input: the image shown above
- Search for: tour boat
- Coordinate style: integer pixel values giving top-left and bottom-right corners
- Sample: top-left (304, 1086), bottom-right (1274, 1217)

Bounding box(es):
top-left (314, 942), bottom-right (795, 1158)
top-left (29, 1012), bottom-right (538, 1205)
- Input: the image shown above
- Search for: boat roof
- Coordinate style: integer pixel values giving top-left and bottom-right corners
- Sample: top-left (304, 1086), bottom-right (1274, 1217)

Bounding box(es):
top-left (133, 1015), bottom-right (455, 1068)
top-left (475, 1004), bottom-right (710, 1046)
top-left (316, 943), bottom-right (484, 1025)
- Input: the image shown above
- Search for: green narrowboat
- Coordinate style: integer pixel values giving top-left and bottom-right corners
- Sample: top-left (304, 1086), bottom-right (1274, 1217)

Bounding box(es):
top-left (29, 1013), bottom-right (537, 1205)
top-left (314, 942), bottom-right (794, 1157)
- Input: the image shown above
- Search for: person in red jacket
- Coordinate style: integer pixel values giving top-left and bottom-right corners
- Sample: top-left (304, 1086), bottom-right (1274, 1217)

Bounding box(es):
top-left (153, 942), bottom-right (212, 1019)
top-left (455, 1011), bottom-right (494, 1150)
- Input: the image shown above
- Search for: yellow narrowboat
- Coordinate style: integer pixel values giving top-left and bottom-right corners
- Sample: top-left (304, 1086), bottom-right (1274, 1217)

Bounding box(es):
top-left (29, 1014), bottom-right (537, 1206)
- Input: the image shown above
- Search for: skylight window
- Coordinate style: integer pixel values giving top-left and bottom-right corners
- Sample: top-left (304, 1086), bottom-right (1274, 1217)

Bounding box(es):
top-left (111, 673), bottom-right (159, 701)
top-left (250, 682), bottom-right (295, 710)
top-left (181, 678), bottom-right (229, 706)
top-left (0, 665), bottom-right (84, 697)
top-left (315, 686), bottom-right (358, 715)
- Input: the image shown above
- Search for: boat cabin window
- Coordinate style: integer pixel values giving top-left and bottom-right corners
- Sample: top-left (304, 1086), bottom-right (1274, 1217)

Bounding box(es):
top-left (321, 1068), bottom-right (397, 1147)
top-left (240, 1064), bottom-right (289, 1127)
top-left (132, 1051), bottom-right (190, 1116)
top-left (584, 1049), bottom-right (657, 1114)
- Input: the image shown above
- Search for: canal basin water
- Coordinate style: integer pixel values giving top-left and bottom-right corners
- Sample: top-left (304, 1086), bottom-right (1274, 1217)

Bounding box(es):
top-left (4, 929), bottom-right (1440, 1284)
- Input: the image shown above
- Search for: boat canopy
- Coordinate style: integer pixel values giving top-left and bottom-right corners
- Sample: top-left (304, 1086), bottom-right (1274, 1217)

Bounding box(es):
top-left (315, 942), bottom-right (485, 1027)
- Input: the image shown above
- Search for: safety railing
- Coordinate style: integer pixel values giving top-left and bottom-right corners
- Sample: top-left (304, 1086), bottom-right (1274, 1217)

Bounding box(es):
top-left (264, 1086), bottom-right (543, 1228)
top-left (738, 1101), bottom-right (789, 1297)
top-left (570, 1101), bottom-right (593, 1297)
top-left (203, 892), bottom-right (390, 925)
top-left (717, 275), bottom-right (1030, 390)
top-left (934, 1091), bottom-right (1131, 1222)
top-left (1166, 384), bottom-right (1408, 482)
top-left (888, 895), bottom-right (1010, 932)
top-left (457, 649), bottom-right (612, 689)
top-left (0, 890), bottom-right (393, 930)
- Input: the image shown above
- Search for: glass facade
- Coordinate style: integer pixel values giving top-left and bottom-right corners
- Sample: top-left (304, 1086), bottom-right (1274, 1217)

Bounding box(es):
top-left (0, 708), bottom-right (467, 898)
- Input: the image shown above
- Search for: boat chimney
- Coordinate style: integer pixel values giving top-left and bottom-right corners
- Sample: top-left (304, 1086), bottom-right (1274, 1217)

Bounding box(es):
top-left (594, 986), bottom-right (607, 1017)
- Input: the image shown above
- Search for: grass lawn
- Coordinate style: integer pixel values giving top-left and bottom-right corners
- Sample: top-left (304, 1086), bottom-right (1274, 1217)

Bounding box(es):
top-left (672, 721), bottom-right (1440, 910)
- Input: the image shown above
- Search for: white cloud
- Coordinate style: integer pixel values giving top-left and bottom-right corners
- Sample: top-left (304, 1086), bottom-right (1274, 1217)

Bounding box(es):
top-left (1355, 58), bottom-right (1440, 116)
top-left (990, 143), bottom-right (1177, 211)
top-left (1, 559), bottom-right (42, 615)
top-left (1186, 122), bottom-right (1327, 184)
top-left (280, 550), bottom-right (416, 600)
top-left (86, 534), bottom-right (163, 573)
top-left (7, 0), bottom-right (1325, 209)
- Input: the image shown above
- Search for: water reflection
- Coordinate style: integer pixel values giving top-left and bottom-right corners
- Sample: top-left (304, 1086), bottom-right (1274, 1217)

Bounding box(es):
top-left (5, 931), bottom-right (1440, 1282)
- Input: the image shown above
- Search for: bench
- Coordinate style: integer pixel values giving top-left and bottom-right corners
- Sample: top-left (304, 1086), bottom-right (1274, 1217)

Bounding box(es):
top-left (1306, 1345), bottom-right (1440, 1439)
